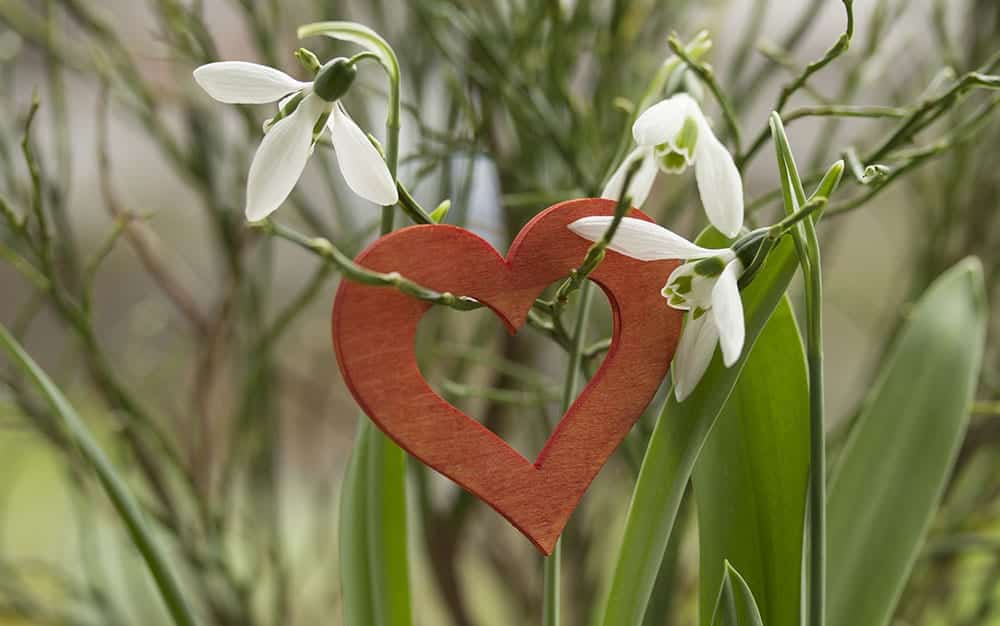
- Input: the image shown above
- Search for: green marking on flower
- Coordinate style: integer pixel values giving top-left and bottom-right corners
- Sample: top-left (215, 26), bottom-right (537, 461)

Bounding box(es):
top-left (675, 116), bottom-right (699, 154)
top-left (659, 150), bottom-right (689, 172)
top-left (672, 274), bottom-right (693, 294)
top-left (692, 306), bottom-right (707, 320)
top-left (694, 256), bottom-right (725, 277)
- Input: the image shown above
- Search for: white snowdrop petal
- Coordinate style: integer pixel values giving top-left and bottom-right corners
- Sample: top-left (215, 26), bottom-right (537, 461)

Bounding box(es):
top-left (632, 93), bottom-right (698, 147)
top-left (194, 62), bottom-right (305, 104)
top-left (694, 125), bottom-right (744, 238)
top-left (568, 216), bottom-right (720, 261)
top-left (245, 94), bottom-right (323, 221)
top-left (673, 311), bottom-right (720, 401)
top-left (712, 261), bottom-right (746, 366)
top-left (602, 147), bottom-right (654, 206)
top-left (328, 104), bottom-right (399, 205)
top-left (628, 150), bottom-right (661, 207)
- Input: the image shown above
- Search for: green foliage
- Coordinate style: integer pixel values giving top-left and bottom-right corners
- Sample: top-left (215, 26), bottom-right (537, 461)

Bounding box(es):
top-left (694, 296), bottom-right (809, 626)
top-left (826, 258), bottom-right (988, 626)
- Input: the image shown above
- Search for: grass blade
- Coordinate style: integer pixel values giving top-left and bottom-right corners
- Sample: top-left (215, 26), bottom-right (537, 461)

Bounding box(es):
top-left (340, 419), bottom-right (376, 626)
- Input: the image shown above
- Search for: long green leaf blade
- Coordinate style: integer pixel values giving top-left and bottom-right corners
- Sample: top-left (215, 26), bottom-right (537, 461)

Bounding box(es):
top-left (340, 419), bottom-right (376, 626)
top-left (367, 427), bottom-right (413, 626)
top-left (826, 258), bottom-right (987, 626)
top-left (600, 233), bottom-right (800, 626)
top-left (0, 323), bottom-right (200, 626)
top-left (694, 296), bottom-right (809, 626)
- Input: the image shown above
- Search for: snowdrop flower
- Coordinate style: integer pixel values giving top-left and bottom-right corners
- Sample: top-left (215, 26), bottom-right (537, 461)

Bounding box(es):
top-left (194, 58), bottom-right (398, 221)
top-left (603, 93), bottom-right (743, 237)
top-left (569, 216), bottom-right (751, 401)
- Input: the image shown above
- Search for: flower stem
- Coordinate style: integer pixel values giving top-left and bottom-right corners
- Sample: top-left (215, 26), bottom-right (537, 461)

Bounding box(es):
top-left (545, 279), bottom-right (596, 626)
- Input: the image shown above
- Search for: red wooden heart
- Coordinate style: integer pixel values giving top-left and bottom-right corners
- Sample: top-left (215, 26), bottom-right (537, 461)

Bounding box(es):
top-left (332, 198), bottom-right (682, 554)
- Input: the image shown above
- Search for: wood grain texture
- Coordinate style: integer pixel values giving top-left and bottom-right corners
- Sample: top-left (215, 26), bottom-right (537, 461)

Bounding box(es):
top-left (332, 198), bottom-right (682, 554)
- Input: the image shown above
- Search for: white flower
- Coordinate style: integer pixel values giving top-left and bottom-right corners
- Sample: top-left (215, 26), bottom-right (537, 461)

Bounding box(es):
top-left (193, 60), bottom-right (398, 222)
top-left (603, 93), bottom-right (744, 238)
top-left (569, 216), bottom-right (745, 401)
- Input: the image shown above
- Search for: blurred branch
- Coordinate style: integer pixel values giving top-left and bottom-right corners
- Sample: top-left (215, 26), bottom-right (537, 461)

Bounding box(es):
top-left (95, 84), bottom-right (210, 335)
top-left (738, 0), bottom-right (855, 167)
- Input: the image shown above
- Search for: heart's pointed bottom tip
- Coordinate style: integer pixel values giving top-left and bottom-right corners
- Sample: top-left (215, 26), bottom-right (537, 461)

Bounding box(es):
top-left (530, 533), bottom-right (559, 556)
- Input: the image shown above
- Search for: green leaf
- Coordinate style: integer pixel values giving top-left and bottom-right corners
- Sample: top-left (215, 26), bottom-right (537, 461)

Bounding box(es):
top-left (0, 323), bottom-right (200, 626)
top-left (826, 258), bottom-right (987, 626)
top-left (694, 295), bottom-right (809, 626)
top-left (600, 231), bottom-right (801, 626)
top-left (711, 562), bottom-right (766, 626)
top-left (366, 428), bottom-right (413, 626)
top-left (339, 419), bottom-right (375, 626)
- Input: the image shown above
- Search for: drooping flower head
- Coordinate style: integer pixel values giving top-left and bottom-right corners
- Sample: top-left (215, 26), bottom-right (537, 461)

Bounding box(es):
top-left (569, 216), bottom-right (755, 401)
top-left (603, 93), bottom-right (744, 238)
top-left (194, 58), bottom-right (398, 221)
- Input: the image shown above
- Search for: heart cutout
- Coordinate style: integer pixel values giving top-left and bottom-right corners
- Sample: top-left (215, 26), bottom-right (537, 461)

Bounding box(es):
top-left (332, 198), bottom-right (682, 554)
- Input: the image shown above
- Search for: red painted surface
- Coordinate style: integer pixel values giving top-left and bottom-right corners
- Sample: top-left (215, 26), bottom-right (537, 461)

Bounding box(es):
top-left (332, 198), bottom-right (682, 554)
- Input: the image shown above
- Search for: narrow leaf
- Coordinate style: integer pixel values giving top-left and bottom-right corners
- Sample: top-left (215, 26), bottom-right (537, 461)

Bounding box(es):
top-left (694, 296), bottom-right (809, 626)
top-left (826, 258), bottom-right (988, 626)
top-left (367, 427), bottom-right (413, 626)
top-left (340, 419), bottom-right (375, 626)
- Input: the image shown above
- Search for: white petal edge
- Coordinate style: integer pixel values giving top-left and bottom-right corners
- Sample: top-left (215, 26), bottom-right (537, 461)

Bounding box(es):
top-left (245, 94), bottom-right (323, 221)
top-left (568, 216), bottom-right (721, 261)
top-left (601, 147), bottom-right (658, 207)
top-left (711, 260), bottom-right (745, 366)
top-left (194, 61), bottom-right (306, 104)
top-left (673, 311), bottom-right (720, 401)
top-left (328, 104), bottom-right (399, 205)
top-left (632, 93), bottom-right (699, 147)
top-left (694, 121), bottom-right (744, 238)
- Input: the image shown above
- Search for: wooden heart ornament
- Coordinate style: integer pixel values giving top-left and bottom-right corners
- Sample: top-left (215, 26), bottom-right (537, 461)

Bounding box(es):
top-left (332, 198), bottom-right (682, 554)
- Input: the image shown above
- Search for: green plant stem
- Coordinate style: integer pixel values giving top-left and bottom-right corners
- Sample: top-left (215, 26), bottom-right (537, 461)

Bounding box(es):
top-left (0, 323), bottom-right (201, 626)
top-left (545, 280), bottom-right (597, 626)
top-left (805, 249), bottom-right (825, 626)
top-left (738, 0), bottom-right (854, 167)
top-left (667, 34), bottom-right (742, 152)
top-left (770, 112), bottom-right (829, 626)
top-left (299, 22), bottom-right (413, 626)
top-left (259, 221), bottom-right (481, 311)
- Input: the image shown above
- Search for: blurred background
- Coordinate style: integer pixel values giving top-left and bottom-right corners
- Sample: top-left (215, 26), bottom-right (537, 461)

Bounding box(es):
top-left (0, 0), bottom-right (998, 625)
